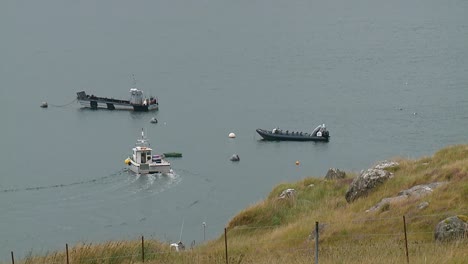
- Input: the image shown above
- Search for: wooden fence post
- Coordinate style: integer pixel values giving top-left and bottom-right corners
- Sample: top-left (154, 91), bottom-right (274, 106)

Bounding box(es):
top-left (315, 221), bottom-right (319, 264)
top-left (224, 228), bottom-right (228, 264)
top-left (66, 243), bottom-right (69, 264)
top-left (142, 235), bottom-right (145, 263)
top-left (403, 215), bottom-right (409, 263)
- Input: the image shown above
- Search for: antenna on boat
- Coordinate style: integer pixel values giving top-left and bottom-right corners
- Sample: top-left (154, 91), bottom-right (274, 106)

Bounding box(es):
top-left (136, 128), bottom-right (150, 147)
top-left (132, 73), bottom-right (137, 87)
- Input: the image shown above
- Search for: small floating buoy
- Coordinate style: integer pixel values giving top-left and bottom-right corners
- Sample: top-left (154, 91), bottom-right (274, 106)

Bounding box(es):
top-left (413, 112), bottom-right (417, 115)
top-left (295, 161), bottom-right (300, 166)
top-left (124, 158), bottom-right (131, 165)
top-left (150, 117), bottom-right (158, 124)
top-left (40, 102), bottom-right (48, 108)
top-left (228, 132), bottom-right (236, 138)
top-left (230, 154), bottom-right (240, 162)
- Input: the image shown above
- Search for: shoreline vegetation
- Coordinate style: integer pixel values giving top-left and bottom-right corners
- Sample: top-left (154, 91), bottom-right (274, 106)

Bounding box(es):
top-left (14, 145), bottom-right (467, 264)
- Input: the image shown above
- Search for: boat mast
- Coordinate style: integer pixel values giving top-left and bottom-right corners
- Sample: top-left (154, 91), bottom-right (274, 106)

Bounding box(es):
top-left (132, 73), bottom-right (137, 88)
top-left (136, 128), bottom-right (150, 147)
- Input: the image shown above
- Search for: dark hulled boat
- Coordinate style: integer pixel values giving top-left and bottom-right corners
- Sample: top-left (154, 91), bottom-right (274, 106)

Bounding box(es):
top-left (256, 124), bottom-right (330, 142)
top-left (77, 88), bottom-right (158, 111)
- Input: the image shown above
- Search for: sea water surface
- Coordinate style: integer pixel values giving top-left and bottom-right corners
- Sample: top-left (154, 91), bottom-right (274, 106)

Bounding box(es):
top-left (1, 0), bottom-right (467, 260)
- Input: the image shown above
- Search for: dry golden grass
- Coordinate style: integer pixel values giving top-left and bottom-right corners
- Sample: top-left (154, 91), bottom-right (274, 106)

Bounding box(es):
top-left (16, 144), bottom-right (468, 264)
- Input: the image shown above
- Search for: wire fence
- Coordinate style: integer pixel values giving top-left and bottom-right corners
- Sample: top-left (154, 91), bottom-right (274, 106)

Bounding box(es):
top-left (8, 213), bottom-right (467, 264)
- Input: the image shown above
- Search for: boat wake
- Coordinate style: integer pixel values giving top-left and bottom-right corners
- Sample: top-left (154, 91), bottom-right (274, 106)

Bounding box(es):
top-left (0, 170), bottom-right (125, 193)
top-left (123, 169), bottom-right (181, 195)
top-left (0, 169), bottom-right (181, 195)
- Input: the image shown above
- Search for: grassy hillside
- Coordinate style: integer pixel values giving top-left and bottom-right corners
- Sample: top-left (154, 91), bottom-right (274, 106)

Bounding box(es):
top-left (18, 145), bottom-right (467, 264)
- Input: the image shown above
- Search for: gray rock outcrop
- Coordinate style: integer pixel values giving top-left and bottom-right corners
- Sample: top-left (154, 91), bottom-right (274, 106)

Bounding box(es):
top-left (398, 182), bottom-right (448, 198)
top-left (374, 160), bottom-right (399, 170)
top-left (325, 168), bottom-right (346, 180)
top-left (279, 188), bottom-right (296, 199)
top-left (417, 202), bottom-right (429, 210)
top-left (345, 169), bottom-right (394, 203)
top-left (345, 161), bottom-right (400, 203)
top-left (366, 196), bottom-right (407, 212)
top-left (434, 215), bottom-right (468, 242)
top-left (366, 182), bottom-right (447, 212)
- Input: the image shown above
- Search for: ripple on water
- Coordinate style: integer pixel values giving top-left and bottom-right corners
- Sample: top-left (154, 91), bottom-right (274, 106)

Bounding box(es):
top-left (121, 169), bottom-right (182, 196)
top-left (0, 169), bottom-right (182, 209)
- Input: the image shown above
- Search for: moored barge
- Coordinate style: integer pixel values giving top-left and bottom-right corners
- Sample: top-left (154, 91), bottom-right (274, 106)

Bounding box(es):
top-left (76, 88), bottom-right (158, 111)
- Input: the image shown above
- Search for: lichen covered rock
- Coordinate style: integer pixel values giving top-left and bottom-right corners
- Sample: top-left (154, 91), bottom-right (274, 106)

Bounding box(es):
top-left (374, 160), bottom-right (399, 170)
top-left (366, 182), bottom-right (447, 212)
top-left (345, 169), bottom-right (393, 203)
top-left (325, 168), bottom-right (346, 180)
top-left (279, 188), bottom-right (296, 199)
top-left (434, 215), bottom-right (468, 242)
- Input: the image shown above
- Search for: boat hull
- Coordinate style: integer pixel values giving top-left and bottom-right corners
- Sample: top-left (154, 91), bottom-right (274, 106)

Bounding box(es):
top-left (78, 99), bottom-right (158, 111)
top-left (128, 160), bottom-right (171, 174)
top-left (256, 129), bottom-right (329, 142)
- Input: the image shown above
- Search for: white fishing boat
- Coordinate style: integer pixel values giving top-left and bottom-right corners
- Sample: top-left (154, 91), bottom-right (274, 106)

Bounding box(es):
top-left (124, 129), bottom-right (171, 174)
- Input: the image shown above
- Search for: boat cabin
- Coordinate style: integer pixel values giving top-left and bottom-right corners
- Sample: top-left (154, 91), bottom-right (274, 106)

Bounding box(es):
top-left (132, 146), bottom-right (153, 164)
top-left (130, 88), bottom-right (144, 105)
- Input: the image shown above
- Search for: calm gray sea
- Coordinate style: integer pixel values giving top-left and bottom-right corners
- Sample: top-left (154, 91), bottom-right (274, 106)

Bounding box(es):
top-left (1, 0), bottom-right (467, 260)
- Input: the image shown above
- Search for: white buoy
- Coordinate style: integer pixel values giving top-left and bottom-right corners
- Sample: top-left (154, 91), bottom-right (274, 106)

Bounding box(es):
top-left (40, 102), bottom-right (48, 108)
top-left (228, 132), bottom-right (236, 138)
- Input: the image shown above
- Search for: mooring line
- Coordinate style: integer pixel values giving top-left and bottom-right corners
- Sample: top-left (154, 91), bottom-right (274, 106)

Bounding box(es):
top-left (48, 99), bottom-right (77, 107)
